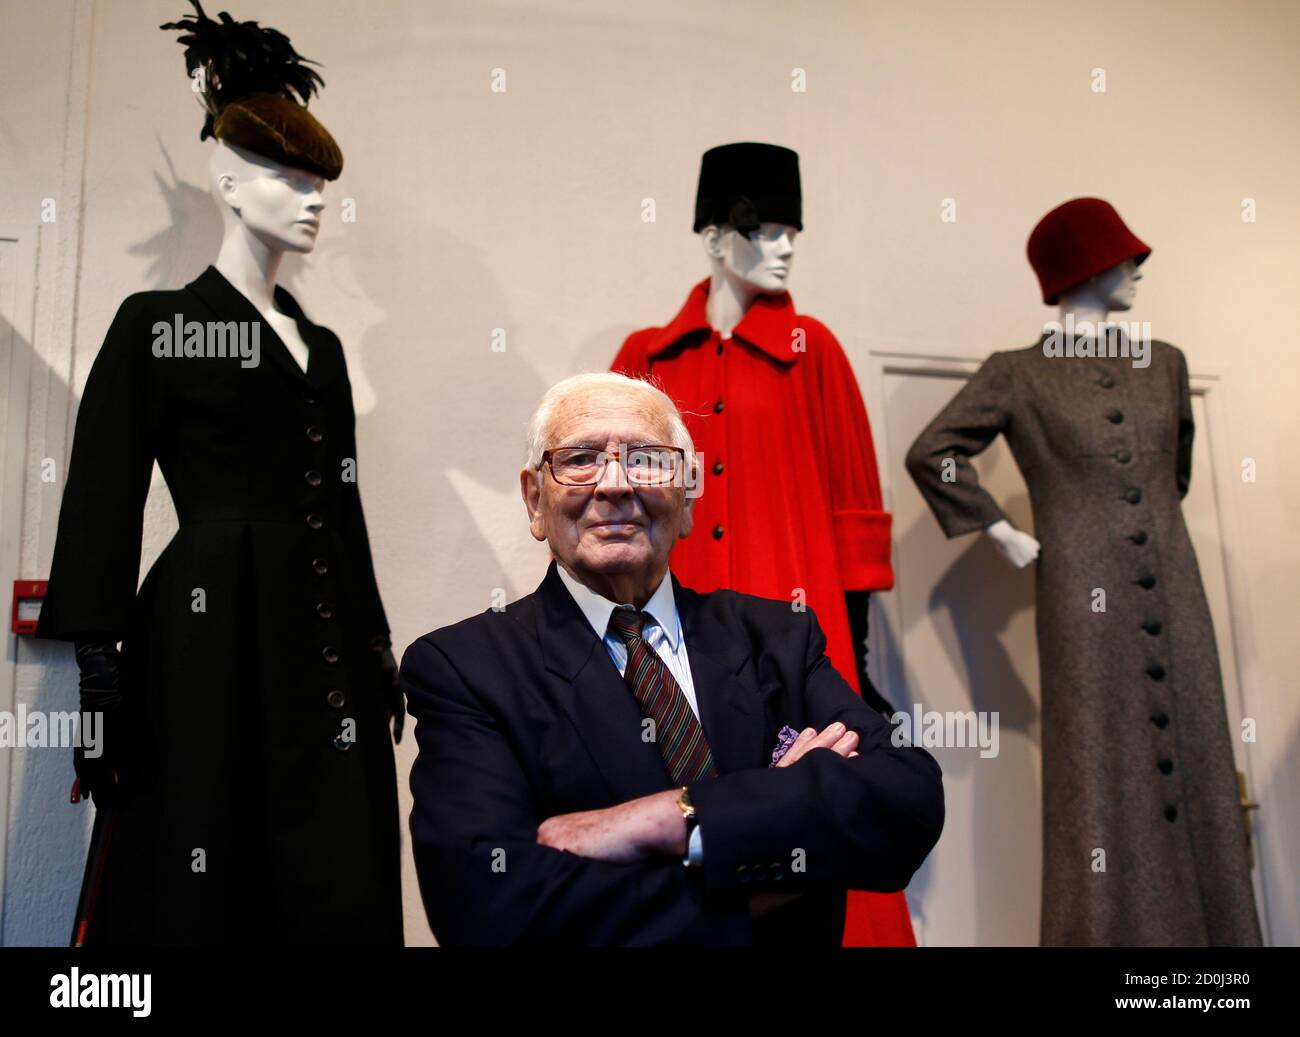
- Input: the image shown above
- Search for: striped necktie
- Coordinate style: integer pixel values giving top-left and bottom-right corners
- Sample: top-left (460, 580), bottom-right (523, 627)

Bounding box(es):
top-left (608, 606), bottom-right (717, 784)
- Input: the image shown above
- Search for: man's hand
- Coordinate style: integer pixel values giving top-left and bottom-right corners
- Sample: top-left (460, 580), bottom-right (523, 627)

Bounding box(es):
top-left (537, 788), bottom-right (684, 863)
top-left (775, 721), bottom-right (860, 768)
top-left (539, 722), bottom-right (862, 862)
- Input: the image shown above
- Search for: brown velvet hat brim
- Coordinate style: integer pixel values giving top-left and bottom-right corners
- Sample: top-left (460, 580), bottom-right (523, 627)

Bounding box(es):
top-left (213, 93), bottom-right (343, 181)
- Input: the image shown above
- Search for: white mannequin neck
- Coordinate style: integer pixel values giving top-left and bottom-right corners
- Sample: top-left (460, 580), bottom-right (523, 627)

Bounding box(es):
top-left (705, 274), bottom-right (759, 340)
top-left (1057, 301), bottom-right (1112, 327)
top-left (213, 232), bottom-right (309, 373)
top-left (214, 229), bottom-right (283, 315)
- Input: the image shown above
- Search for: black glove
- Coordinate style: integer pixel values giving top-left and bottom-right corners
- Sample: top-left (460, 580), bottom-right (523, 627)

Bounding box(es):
top-left (843, 591), bottom-right (896, 717)
top-left (72, 640), bottom-right (124, 807)
top-left (370, 635), bottom-right (405, 744)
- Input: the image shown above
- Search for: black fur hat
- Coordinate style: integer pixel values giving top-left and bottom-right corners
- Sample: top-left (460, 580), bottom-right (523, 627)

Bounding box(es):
top-left (693, 143), bottom-right (802, 234)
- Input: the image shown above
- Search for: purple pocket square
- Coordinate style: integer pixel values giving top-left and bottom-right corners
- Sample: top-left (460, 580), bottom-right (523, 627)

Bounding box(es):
top-left (768, 725), bottom-right (801, 768)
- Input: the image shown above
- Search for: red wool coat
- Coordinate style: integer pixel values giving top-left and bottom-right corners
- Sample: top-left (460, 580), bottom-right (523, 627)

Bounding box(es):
top-left (612, 279), bottom-right (913, 946)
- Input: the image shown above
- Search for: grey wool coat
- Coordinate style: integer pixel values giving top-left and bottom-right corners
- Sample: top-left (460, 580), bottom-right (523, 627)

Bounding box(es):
top-left (905, 332), bottom-right (1262, 947)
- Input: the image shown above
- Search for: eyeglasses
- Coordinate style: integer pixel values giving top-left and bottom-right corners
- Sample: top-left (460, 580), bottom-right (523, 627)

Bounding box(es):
top-left (540, 445), bottom-right (688, 487)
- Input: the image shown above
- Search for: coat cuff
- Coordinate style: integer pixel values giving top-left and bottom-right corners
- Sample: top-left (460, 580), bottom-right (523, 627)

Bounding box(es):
top-left (832, 509), bottom-right (895, 591)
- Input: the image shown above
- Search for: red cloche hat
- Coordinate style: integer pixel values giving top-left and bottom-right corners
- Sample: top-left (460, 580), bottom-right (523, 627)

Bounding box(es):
top-left (1026, 198), bottom-right (1151, 305)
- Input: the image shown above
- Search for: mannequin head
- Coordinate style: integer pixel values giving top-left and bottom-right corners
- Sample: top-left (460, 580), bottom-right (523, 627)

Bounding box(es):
top-left (701, 221), bottom-right (797, 297)
top-left (1027, 197), bottom-right (1150, 306)
top-left (208, 140), bottom-right (324, 256)
top-left (1058, 256), bottom-right (1143, 316)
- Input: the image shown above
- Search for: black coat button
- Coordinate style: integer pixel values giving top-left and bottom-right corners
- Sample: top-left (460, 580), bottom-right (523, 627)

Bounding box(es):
top-left (1136, 574), bottom-right (1156, 589)
top-left (1123, 488), bottom-right (1142, 504)
top-left (1098, 375), bottom-right (1116, 389)
top-left (712, 524), bottom-right (724, 540)
top-left (306, 425), bottom-right (323, 443)
top-left (1115, 449), bottom-right (1132, 463)
top-left (716, 341), bottom-right (724, 356)
top-left (736, 864), bottom-right (751, 885)
top-left (768, 862), bottom-right (784, 882)
top-left (305, 470), bottom-right (322, 487)
top-left (1163, 805), bottom-right (1178, 822)
top-left (322, 646), bottom-right (340, 664)
top-left (326, 689), bottom-right (346, 709)
top-left (1151, 712), bottom-right (1170, 728)
top-left (1146, 663), bottom-right (1166, 681)
top-left (333, 733), bottom-right (352, 753)
top-left (1129, 530), bottom-right (1148, 545)
top-left (306, 513), bottom-right (324, 530)
top-left (312, 557), bottom-right (329, 575)
top-left (316, 601), bottom-right (334, 620)
top-left (1142, 620), bottom-right (1162, 636)
top-left (713, 460), bottom-right (724, 475)
top-left (1106, 409), bottom-right (1124, 424)
top-left (713, 400), bottom-right (725, 414)
top-left (1157, 758), bottom-right (1174, 775)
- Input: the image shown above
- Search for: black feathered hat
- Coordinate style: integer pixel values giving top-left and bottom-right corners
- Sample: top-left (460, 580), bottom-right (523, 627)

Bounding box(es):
top-left (161, 0), bottom-right (343, 180)
top-left (693, 143), bottom-right (802, 234)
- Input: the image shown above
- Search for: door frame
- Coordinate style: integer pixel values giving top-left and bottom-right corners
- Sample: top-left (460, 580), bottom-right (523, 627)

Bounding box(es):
top-left (0, 226), bottom-right (40, 939)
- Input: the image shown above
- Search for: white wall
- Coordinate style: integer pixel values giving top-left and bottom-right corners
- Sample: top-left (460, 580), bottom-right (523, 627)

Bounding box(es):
top-left (2, 0), bottom-right (1296, 946)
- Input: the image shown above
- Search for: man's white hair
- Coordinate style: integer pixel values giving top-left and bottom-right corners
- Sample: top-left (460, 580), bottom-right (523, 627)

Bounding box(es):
top-left (523, 372), bottom-right (695, 473)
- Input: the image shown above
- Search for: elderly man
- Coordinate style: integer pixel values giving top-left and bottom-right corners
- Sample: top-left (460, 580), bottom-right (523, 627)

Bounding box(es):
top-left (401, 372), bottom-right (944, 946)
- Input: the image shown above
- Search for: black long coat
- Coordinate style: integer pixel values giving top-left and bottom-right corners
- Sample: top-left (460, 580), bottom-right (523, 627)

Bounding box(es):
top-left (38, 265), bottom-right (403, 946)
top-left (905, 334), bottom-right (1261, 947)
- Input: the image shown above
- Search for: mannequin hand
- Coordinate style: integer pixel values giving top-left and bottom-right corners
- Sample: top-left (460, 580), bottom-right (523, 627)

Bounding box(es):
top-left (986, 519), bottom-right (1040, 569)
top-left (371, 636), bottom-right (405, 744)
top-left (73, 641), bottom-right (124, 808)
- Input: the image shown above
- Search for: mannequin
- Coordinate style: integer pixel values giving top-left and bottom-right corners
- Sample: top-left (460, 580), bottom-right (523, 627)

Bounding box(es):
top-left (906, 197), bottom-right (1262, 947)
top-left (209, 142), bottom-right (322, 371)
top-left (611, 142), bottom-right (909, 948)
top-left (36, 1), bottom-right (403, 947)
top-left (985, 256), bottom-right (1143, 568)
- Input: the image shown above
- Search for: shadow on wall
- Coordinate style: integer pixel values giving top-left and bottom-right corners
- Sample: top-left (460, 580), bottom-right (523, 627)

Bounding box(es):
top-left (877, 494), bottom-right (1040, 946)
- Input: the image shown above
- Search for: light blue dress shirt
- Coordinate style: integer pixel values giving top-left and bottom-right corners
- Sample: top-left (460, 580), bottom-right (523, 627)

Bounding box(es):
top-left (555, 563), bottom-right (705, 865)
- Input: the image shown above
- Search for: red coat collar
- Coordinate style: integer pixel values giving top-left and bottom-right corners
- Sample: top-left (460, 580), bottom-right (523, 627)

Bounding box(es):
top-left (645, 278), bottom-right (801, 366)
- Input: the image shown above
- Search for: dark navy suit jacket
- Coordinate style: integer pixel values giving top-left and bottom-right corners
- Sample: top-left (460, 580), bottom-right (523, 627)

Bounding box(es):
top-left (401, 558), bottom-right (944, 946)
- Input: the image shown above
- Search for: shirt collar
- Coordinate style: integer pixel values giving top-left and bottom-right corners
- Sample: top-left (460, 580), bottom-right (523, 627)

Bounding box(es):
top-left (644, 277), bottom-right (801, 367)
top-left (555, 562), bottom-right (681, 649)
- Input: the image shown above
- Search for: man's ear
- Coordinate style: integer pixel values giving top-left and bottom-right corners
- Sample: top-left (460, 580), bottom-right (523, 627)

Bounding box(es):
top-left (520, 467), bottom-right (546, 542)
top-left (679, 487), bottom-right (696, 539)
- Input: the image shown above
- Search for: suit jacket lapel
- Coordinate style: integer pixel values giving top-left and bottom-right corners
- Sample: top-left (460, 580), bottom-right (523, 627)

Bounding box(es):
top-left (536, 560), bottom-right (675, 799)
